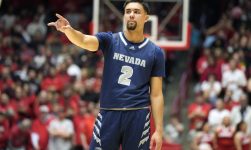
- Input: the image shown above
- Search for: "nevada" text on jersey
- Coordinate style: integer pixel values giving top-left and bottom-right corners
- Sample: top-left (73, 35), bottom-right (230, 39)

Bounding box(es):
top-left (113, 52), bottom-right (146, 68)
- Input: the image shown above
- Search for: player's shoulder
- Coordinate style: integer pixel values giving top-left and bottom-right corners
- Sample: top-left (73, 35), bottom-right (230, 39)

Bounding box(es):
top-left (95, 31), bottom-right (116, 47)
top-left (147, 40), bottom-right (165, 57)
top-left (95, 31), bottom-right (113, 37)
top-left (101, 31), bottom-right (121, 36)
top-left (97, 31), bottom-right (123, 41)
top-left (147, 39), bottom-right (163, 52)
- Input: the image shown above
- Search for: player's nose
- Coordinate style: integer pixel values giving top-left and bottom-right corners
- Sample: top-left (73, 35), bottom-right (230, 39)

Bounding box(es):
top-left (129, 14), bottom-right (135, 19)
top-left (129, 12), bottom-right (135, 19)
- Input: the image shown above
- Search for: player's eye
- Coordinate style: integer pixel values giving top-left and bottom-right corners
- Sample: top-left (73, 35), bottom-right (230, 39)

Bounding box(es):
top-left (126, 10), bottom-right (131, 14)
top-left (134, 10), bottom-right (140, 14)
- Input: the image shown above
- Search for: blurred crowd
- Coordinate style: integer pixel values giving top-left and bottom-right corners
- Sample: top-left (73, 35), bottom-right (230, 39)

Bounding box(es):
top-left (0, 0), bottom-right (103, 150)
top-left (162, 0), bottom-right (251, 150)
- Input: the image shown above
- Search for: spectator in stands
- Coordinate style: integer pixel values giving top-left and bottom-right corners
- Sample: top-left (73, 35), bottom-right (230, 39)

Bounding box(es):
top-left (214, 116), bottom-right (235, 150)
top-left (81, 77), bottom-right (100, 103)
top-left (48, 106), bottom-right (74, 150)
top-left (31, 105), bottom-right (51, 150)
top-left (164, 115), bottom-right (184, 144)
top-left (0, 65), bottom-right (14, 92)
top-left (232, 51), bottom-right (246, 72)
top-left (231, 93), bottom-right (251, 134)
top-left (41, 65), bottom-right (70, 92)
top-left (0, 110), bottom-right (9, 150)
top-left (72, 103), bottom-right (89, 150)
top-left (196, 48), bottom-right (211, 78)
top-left (200, 56), bottom-right (222, 82)
top-left (26, 69), bottom-right (40, 94)
top-left (224, 89), bottom-right (239, 111)
top-left (192, 122), bottom-right (214, 150)
top-left (201, 73), bottom-right (222, 105)
top-left (213, 47), bottom-right (225, 75)
top-left (208, 98), bottom-right (230, 129)
top-left (234, 121), bottom-right (251, 150)
top-left (58, 86), bottom-right (80, 117)
top-left (0, 92), bottom-right (17, 124)
top-left (34, 90), bottom-right (51, 117)
top-left (222, 58), bottom-right (247, 102)
top-left (247, 77), bottom-right (251, 105)
top-left (0, 7), bottom-right (16, 30)
top-left (66, 55), bottom-right (82, 80)
top-left (9, 119), bottom-right (32, 150)
top-left (83, 102), bottom-right (96, 144)
top-left (188, 94), bottom-right (212, 131)
top-left (26, 15), bottom-right (47, 39)
top-left (14, 85), bottom-right (35, 121)
top-left (64, 1), bottom-right (85, 29)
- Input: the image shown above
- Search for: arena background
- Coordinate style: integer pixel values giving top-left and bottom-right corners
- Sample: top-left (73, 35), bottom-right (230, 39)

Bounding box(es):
top-left (0, 0), bottom-right (251, 150)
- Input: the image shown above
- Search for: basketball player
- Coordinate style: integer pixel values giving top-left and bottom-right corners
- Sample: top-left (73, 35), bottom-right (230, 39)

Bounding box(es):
top-left (48, 0), bottom-right (165, 149)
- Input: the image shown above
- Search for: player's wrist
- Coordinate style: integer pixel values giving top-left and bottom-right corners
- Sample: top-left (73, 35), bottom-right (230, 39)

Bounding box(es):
top-left (62, 25), bottom-right (73, 33)
top-left (155, 128), bottom-right (163, 134)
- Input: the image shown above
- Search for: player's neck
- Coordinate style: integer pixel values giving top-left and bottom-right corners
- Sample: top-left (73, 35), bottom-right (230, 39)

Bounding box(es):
top-left (123, 30), bottom-right (145, 43)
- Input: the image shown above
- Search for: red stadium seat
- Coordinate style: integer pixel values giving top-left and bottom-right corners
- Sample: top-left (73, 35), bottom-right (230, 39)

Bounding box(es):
top-left (162, 142), bottom-right (182, 150)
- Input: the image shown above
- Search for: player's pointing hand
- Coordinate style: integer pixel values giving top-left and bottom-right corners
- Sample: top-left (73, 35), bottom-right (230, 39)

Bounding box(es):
top-left (47, 13), bottom-right (71, 33)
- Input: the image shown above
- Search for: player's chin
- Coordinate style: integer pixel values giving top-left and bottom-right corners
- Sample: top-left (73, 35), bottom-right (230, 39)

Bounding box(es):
top-left (127, 25), bottom-right (137, 30)
top-left (127, 22), bottom-right (137, 30)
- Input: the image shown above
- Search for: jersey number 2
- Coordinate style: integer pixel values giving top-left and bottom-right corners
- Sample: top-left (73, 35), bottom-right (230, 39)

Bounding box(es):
top-left (118, 66), bottom-right (133, 86)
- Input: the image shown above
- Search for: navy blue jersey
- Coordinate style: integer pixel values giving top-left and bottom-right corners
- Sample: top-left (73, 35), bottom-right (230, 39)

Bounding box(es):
top-left (95, 32), bottom-right (165, 108)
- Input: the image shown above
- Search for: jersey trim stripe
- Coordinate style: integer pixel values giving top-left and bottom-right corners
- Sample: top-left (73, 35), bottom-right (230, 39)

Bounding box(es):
top-left (119, 32), bottom-right (128, 46)
top-left (138, 38), bottom-right (149, 49)
top-left (119, 32), bottom-right (149, 49)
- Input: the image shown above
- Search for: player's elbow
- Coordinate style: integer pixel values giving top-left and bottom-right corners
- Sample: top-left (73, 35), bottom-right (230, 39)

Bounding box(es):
top-left (150, 90), bottom-right (163, 98)
top-left (150, 93), bottom-right (164, 102)
top-left (80, 35), bottom-right (99, 52)
top-left (79, 43), bottom-right (99, 52)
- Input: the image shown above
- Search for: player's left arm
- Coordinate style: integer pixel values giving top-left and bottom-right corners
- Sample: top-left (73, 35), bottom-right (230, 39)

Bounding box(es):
top-left (150, 76), bottom-right (164, 150)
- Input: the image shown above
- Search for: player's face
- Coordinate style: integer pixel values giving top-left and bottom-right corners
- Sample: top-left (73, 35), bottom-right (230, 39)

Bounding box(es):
top-left (124, 2), bottom-right (148, 31)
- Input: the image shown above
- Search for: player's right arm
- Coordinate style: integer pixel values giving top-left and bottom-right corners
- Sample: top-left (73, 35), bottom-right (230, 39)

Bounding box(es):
top-left (48, 14), bottom-right (99, 52)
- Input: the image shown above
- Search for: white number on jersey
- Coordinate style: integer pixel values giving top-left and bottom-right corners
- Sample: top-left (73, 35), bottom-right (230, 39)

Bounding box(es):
top-left (118, 66), bottom-right (133, 86)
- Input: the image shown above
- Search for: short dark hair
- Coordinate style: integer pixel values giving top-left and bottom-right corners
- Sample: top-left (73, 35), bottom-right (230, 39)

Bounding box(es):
top-left (123, 0), bottom-right (150, 14)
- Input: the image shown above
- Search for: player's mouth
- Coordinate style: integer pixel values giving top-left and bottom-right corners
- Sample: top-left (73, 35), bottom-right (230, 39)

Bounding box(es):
top-left (128, 20), bottom-right (136, 24)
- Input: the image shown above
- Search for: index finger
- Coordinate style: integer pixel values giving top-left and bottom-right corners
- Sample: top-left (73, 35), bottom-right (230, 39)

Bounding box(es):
top-left (56, 13), bottom-right (66, 20)
top-left (47, 22), bottom-right (56, 26)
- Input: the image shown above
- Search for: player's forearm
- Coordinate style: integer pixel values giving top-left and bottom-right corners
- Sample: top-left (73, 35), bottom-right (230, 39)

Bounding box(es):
top-left (63, 27), bottom-right (98, 51)
top-left (150, 94), bottom-right (164, 133)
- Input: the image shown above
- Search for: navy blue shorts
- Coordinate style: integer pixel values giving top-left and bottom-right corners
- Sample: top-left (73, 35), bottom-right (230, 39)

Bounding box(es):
top-left (90, 109), bottom-right (151, 150)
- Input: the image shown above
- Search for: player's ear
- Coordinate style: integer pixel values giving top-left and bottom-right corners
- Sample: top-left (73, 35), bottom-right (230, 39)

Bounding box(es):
top-left (145, 15), bottom-right (149, 23)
